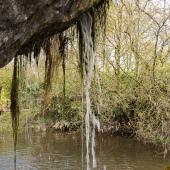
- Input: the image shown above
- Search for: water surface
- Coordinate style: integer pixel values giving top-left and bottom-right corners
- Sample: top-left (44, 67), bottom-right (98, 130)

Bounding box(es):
top-left (0, 132), bottom-right (169, 170)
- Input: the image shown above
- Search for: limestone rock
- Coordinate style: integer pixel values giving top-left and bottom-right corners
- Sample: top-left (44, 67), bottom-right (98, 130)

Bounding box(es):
top-left (0, 0), bottom-right (101, 68)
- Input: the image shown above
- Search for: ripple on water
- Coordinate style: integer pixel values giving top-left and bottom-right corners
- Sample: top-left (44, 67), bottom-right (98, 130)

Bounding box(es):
top-left (0, 133), bottom-right (169, 170)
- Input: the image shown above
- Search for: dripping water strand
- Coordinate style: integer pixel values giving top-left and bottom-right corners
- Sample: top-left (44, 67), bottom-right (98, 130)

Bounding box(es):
top-left (92, 65), bottom-right (102, 168)
top-left (78, 12), bottom-right (100, 170)
top-left (94, 65), bottom-right (103, 116)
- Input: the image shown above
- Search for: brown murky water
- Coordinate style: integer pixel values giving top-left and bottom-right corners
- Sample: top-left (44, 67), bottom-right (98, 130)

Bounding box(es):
top-left (0, 132), bottom-right (169, 170)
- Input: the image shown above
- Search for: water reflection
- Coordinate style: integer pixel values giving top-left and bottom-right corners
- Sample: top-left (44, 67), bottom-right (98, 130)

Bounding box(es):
top-left (0, 132), bottom-right (169, 170)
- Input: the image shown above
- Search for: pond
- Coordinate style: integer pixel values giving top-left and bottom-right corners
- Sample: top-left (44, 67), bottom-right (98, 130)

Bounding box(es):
top-left (0, 131), bottom-right (169, 170)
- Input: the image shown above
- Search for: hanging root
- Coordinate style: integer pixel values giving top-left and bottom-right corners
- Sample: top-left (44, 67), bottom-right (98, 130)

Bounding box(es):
top-left (10, 55), bottom-right (20, 151)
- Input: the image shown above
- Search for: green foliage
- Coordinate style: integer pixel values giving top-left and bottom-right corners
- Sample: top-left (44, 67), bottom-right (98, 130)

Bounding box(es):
top-left (46, 95), bottom-right (82, 122)
top-left (0, 63), bottom-right (12, 99)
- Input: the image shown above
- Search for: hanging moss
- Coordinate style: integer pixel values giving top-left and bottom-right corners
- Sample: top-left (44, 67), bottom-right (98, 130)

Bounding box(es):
top-left (43, 39), bottom-right (52, 91)
top-left (33, 41), bottom-right (43, 66)
top-left (42, 34), bottom-right (69, 110)
top-left (43, 38), bottom-right (56, 110)
top-left (10, 55), bottom-right (20, 161)
top-left (59, 33), bottom-right (67, 100)
top-left (91, 0), bottom-right (110, 45)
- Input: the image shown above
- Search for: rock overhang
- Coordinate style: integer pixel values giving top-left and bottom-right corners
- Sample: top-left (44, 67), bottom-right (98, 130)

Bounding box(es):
top-left (0, 0), bottom-right (104, 68)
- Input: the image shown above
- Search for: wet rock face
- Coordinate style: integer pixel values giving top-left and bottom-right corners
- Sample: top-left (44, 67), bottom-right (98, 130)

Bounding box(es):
top-left (0, 0), bottom-right (100, 68)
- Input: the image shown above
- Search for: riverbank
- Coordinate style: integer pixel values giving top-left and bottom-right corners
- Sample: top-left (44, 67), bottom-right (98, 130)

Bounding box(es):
top-left (0, 109), bottom-right (169, 158)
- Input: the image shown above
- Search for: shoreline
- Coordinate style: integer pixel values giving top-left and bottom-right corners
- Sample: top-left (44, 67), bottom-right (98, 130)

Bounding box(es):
top-left (0, 111), bottom-right (169, 157)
